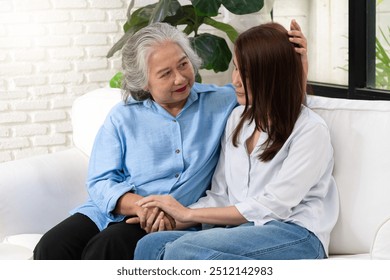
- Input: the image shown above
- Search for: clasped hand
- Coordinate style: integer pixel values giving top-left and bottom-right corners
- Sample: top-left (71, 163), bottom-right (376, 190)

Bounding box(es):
top-left (126, 195), bottom-right (190, 233)
top-left (137, 195), bottom-right (191, 223)
top-left (126, 205), bottom-right (176, 233)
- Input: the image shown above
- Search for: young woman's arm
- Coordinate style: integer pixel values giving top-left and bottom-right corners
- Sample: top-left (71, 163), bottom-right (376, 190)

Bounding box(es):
top-left (135, 195), bottom-right (248, 226)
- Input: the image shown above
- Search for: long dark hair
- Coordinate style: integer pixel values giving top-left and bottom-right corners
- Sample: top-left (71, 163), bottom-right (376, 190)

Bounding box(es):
top-left (232, 22), bottom-right (305, 161)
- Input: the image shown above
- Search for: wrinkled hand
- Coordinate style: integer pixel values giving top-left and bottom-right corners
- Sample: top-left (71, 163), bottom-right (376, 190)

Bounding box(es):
top-left (126, 206), bottom-right (176, 233)
top-left (136, 195), bottom-right (191, 223)
top-left (289, 19), bottom-right (308, 80)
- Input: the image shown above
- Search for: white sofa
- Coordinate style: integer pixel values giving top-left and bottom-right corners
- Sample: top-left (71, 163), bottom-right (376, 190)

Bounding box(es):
top-left (1, 87), bottom-right (390, 260)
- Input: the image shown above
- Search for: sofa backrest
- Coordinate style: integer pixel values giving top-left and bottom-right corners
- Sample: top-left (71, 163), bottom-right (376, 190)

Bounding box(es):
top-left (72, 87), bottom-right (122, 157)
top-left (308, 95), bottom-right (390, 255)
top-left (72, 89), bottom-right (390, 256)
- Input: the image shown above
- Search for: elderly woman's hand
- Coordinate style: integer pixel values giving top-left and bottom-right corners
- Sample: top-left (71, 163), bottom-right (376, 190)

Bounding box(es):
top-left (115, 192), bottom-right (176, 233)
top-left (126, 206), bottom-right (176, 233)
top-left (288, 19), bottom-right (308, 81)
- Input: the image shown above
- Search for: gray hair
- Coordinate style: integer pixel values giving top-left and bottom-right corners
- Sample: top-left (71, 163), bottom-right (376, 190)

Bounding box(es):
top-left (121, 22), bottom-right (202, 102)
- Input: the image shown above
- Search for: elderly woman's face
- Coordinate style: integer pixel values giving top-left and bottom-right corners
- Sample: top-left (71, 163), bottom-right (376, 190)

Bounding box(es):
top-left (145, 41), bottom-right (195, 114)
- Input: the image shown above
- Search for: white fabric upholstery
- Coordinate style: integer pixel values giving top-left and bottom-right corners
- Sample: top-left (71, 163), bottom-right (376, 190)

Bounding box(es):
top-left (307, 95), bottom-right (390, 256)
top-left (0, 243), bottom-right (33, 260)
top-left (0, 89), bottom-right (389, 259)
top-left (2, 234), bottom-right (43, 252)
top-left (0, 148), bottom-right (88, 241)
top-left (371, 217), bottom-right (390, 259)
top-left (72, 87), bottom-right (122, 157)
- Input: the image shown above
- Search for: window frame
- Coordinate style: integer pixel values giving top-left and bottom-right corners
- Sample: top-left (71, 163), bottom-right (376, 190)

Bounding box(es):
top-left (308, 0), bottom-right (390, 100)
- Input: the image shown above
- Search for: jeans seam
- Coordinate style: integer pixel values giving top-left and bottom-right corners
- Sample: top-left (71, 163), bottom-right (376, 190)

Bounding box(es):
top-left (156, 242), bottom-right (169, 260)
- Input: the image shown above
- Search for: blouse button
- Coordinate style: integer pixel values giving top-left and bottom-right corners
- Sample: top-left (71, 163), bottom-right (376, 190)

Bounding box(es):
top-left (175, 149), bottom-right (180, 154)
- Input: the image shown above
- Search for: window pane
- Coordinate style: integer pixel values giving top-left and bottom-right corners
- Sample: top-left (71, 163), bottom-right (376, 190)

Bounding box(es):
top-left (376, 0), bottom-right (390, 90)
top-left (273, 0), bottom-right (348, 86)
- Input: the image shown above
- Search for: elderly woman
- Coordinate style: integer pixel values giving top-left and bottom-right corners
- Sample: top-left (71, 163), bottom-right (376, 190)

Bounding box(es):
top-left (33, 22), bottom-right (236, 260)
top-left (34, 21), bottom-right (308, 260)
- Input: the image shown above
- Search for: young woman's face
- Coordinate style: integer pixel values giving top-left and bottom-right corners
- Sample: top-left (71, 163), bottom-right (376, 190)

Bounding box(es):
top-left (146, 41), bottom-right (195, 112)
top-left (232, 54), bottom-right (252, 105)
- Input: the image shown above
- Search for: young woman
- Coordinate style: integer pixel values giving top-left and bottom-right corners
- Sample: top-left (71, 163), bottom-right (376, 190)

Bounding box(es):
top-left (133, 22), bottom-right (339, 260)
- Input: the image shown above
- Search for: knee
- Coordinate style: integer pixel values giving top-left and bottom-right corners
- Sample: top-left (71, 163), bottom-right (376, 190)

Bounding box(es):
top-left (81, 233), bottom-right (112, 259)
top-left (134, 232), bottom-right (172, 260)
top-left (33, 233), bottom-right (64, 260)
top-left (134, 235), bottom-right (155, 260)
top-left (164, 239), bottom-right (195, 260)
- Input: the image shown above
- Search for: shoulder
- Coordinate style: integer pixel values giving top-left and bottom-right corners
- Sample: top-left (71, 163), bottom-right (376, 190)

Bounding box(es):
top-left (192, 82), bottom-right (235, 94)
top-left (192, 82), bottom-right (237, 110)
top-left (192, 82), bottom-right (236, 101)
top-left (299, 106), bottom-right (328, 128)
top-left (293, 106), bottom-right (331, 141)
top-left (103, 100), bottom-right (145, 127)
top-left (229, 105), bottom-right (245, 119)
top-left (225, 105), bottom-right (245, 131)
top-left (107, 101), bottom-right (130, 117)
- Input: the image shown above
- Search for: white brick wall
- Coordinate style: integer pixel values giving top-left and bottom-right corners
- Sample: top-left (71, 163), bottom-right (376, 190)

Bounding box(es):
top-left (0, 0), bottom-right (131, 162)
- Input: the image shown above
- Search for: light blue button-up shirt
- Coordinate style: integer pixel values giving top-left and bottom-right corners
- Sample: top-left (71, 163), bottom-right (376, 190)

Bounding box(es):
top-left (71, 83), bottom-right (237, 230)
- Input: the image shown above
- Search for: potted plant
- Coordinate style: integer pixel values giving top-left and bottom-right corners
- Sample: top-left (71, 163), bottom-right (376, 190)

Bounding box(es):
top-left (107, 0), bottom-right (267, 87)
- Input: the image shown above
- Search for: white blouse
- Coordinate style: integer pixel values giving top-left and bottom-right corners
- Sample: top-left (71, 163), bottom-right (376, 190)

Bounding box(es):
top-left (190, 105), bottom-right (339, 255)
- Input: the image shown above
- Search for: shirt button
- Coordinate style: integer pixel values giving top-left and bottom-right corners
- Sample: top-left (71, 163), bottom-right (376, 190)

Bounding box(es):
top-left (172, 120), bottom-right (177, 122)
top-left (175, 173), bottom-right (180, 178)
top-left (175, 149), bottom-right (180, 154)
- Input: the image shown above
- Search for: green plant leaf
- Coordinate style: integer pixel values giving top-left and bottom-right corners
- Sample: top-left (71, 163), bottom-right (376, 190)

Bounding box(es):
top-left (109, 72), bottom-right (123, 88)
top-left (123, 0), bottom-right (135, 32)
top-left (106, 29), bottom-right (134, 58)
top-left (191, 0), bottom-right (221, 17)
top-left (375, 27), bottom-right (390, 89)
top-left (163, 5), bottom-right (197, 30)
top-left (195, 72), bottom-right (202, 83)
top-left (149, 0), bottom-right (182, 24)
top-left (203, 17), bottom-right (238, 43)
top-left (221, 0), bottom-right (264, 15)
top-left (190, 33), bottom-right (232, 72)
top-left (108, 5), bottom-right (155, 58)
top-left (124, 4), bottom-right (156, 32)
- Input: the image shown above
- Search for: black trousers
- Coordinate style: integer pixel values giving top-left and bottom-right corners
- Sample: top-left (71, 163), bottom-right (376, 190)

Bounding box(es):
top-left (33, 213), bottom-right (147, 260)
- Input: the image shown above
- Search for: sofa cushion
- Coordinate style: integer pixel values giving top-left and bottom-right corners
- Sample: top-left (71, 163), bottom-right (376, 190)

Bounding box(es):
top-left (72, 87), bottom-right (122, 156)
top-left (0, 149), bottom-right (88, 240)
top-left (0, 243), bottom-right (33, 260)
top-left (371, 217), bottom-right (390, 259)
top-left (308, 95), bottom-right (390, 255)
top-left (2, 234), bottom-right (43, 252)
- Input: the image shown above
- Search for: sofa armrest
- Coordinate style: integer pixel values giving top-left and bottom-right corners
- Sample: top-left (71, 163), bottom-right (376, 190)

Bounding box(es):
top-left (371, 217), bottom-right (390, 259)
top-left (0, 148), bottom-right (88, 241)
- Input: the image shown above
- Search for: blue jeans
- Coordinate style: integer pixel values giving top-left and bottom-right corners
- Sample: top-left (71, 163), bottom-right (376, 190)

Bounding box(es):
top-left (134, 221), bottom-right (326, 260)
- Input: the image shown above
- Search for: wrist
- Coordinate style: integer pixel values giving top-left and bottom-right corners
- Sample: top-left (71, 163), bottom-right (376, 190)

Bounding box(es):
top-left (184, 208), bottom-right (196, 223)
top-left (115, 192), bottom-right (143, 216)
